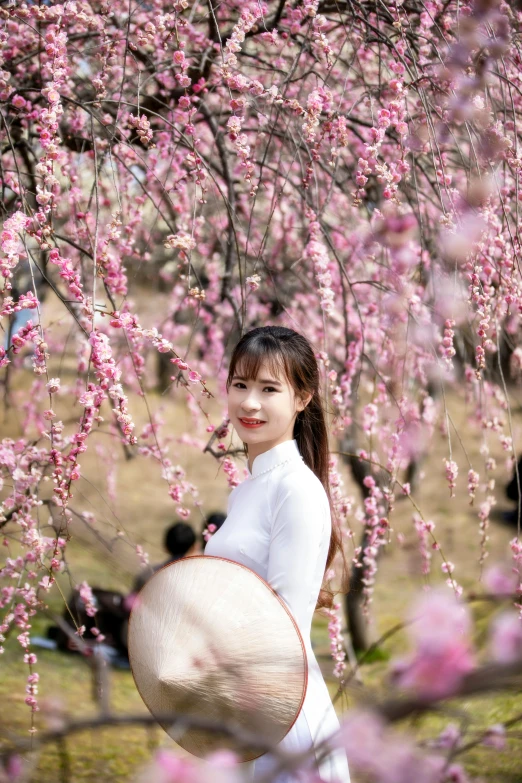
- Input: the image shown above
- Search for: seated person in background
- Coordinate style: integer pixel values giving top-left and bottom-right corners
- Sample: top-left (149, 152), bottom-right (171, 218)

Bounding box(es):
top-left (201, 511), bottom-right (226, 549)
top-left (133, 521), bottom-right (200, 593)
top-left (505, 456), bottom-right (522, 525)
top-left (50, 523), bottom-right (202, 660)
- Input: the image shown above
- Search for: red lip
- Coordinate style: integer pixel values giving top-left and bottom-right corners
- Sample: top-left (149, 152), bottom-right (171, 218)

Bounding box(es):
top-left (239, 418), bottom-right (266, 429)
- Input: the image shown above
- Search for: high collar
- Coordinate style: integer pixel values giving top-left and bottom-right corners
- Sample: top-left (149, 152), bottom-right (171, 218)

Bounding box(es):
top-left (248, 439), bottom-right (302, 478)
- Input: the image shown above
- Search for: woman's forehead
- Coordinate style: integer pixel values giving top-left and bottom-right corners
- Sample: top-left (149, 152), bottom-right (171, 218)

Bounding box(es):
top-left (235, 356), bottom-right (287, 382)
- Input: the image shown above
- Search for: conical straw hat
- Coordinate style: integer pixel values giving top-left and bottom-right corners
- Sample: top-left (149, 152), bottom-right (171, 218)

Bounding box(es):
top-left (128, 555), bottom-right (307, 761)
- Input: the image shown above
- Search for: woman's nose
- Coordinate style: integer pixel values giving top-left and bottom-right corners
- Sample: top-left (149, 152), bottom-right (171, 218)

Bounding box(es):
top-left (241, 393), bottom-right (261, 413)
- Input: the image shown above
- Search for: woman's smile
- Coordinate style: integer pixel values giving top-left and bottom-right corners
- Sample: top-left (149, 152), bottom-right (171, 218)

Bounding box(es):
top-left (238, 417), bottom-right (266, 429)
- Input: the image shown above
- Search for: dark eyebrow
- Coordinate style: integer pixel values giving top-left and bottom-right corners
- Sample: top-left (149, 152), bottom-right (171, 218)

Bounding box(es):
top-left (232, 375), bottom-right (282, 386)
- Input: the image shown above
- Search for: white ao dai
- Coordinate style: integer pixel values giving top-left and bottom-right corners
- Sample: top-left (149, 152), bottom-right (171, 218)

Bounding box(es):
top-left (205, 439), bottom-right (350, 782)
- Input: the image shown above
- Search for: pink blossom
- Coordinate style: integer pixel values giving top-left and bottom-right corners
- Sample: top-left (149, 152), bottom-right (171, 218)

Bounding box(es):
top-left (222, 456), bottom-right (240, 488)
top-left (4, 754), bottom-right (24, 782)
top-left (227, 116), bottom-right (242, 140)
top-left (77, 581), bottom-right (97, 618)
top-left (24, 695), bottom-right (38, 711)
top-left (136, 544), bottom-right (149, 567)
top-left (445, 459), bottom-right (459, 497)
top-left (46, 378), bottom-right (61, 394)
top-left (440, 319), bottom-right (456, 369)
top-left (432, 722), bottom-right (461, 750)
top-left (391, 591), bottom-right (474, 698)
top-left (305, 213), bottom-right (336, 315)
top-left (373, 210), bottom-right (417, 249)
top-left (205, 749), bottom-right (238, 767)
top-left (90, 627), bottom-right (106, 643)
top-left (164, 231), bottom-right (196, 252)
top-left (467, 469), bottom-right (479, 503)
top-left (391, 640), bottom-right (474, 699)
top-left (483, 563), bottom-right (518, 596)
top-left (482, 723), bottom-right (506, 750)
top-left (337, 709), bottom-right (445, 783)
top-left (144, 749), bottom-right (198, 783)
top-left (408, 590), bottom-right (471, 649)
top-left (246, 274), bottom-right (261, 291)
top-left (131, 114), bottom-right (153, 145)
top-left (489, 611), bottom-right (522, 663)
top-left (324, 601), bottom-right (346, 678)
top-left (440, 214), bottom-right (486, 264)
top-left (171, 357), bottom-right (189, 371)
top-left (444, 764), bottom-right (471, 783)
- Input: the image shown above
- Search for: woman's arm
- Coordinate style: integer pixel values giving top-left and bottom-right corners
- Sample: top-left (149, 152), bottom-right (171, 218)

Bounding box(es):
top-left (266, 472), bottom-right (329, 622)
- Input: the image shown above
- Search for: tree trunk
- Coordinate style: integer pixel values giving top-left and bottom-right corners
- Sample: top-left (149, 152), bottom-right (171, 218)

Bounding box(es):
top-left (345, 524), bottom-right (372, 653)
top-left (339, 428), bottom-right (383, 653)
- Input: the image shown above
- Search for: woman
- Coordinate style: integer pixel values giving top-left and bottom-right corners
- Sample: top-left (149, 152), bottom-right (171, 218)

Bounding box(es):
top-left (205, 326), bottom-right (350, 782)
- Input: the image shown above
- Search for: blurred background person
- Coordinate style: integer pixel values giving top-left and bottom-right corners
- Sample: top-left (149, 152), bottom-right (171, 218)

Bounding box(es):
top-left (505, 455), bottom-right (522, 525)
top-left (201, 511), bottom-right (226, 549)
top-left (133, 521), bottom-right (200, 593)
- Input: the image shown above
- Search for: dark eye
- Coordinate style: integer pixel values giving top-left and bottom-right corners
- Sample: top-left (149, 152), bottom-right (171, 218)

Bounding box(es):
top-left (263, 386), bottom-right (278, 393)
top-left (233, 382), bottom-right (246, 389)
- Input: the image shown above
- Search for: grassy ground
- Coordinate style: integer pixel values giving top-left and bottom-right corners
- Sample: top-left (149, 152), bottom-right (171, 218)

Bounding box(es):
top-left (1, 293), bottom-right (522, 781)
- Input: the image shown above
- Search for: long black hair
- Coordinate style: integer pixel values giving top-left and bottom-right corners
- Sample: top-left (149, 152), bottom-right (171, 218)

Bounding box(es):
top-left (226, 326), bottom-right (348, 608)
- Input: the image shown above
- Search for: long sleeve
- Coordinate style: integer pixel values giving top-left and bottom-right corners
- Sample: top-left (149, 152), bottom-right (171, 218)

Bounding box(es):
top-left (205, 441), bottom-right (350, 782)
top-left (266, 473), bottom-right (329, 625)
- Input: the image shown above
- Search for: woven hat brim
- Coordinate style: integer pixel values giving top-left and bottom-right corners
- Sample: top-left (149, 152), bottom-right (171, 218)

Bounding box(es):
top-left (128, 555), bottom-right (307, 761)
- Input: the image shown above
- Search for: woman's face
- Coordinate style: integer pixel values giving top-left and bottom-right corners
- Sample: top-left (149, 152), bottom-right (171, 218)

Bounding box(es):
top-left (228, 360), bottom-right (309, 464)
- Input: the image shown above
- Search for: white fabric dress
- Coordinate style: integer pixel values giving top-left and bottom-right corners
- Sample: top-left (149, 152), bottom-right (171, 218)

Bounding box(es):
top-left (204, 439), bottom-right (350, 782)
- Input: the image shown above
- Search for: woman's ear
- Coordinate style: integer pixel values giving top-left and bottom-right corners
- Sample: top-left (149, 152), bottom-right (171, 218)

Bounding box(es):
top-left (296, 392), bottom-right (313, 412)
